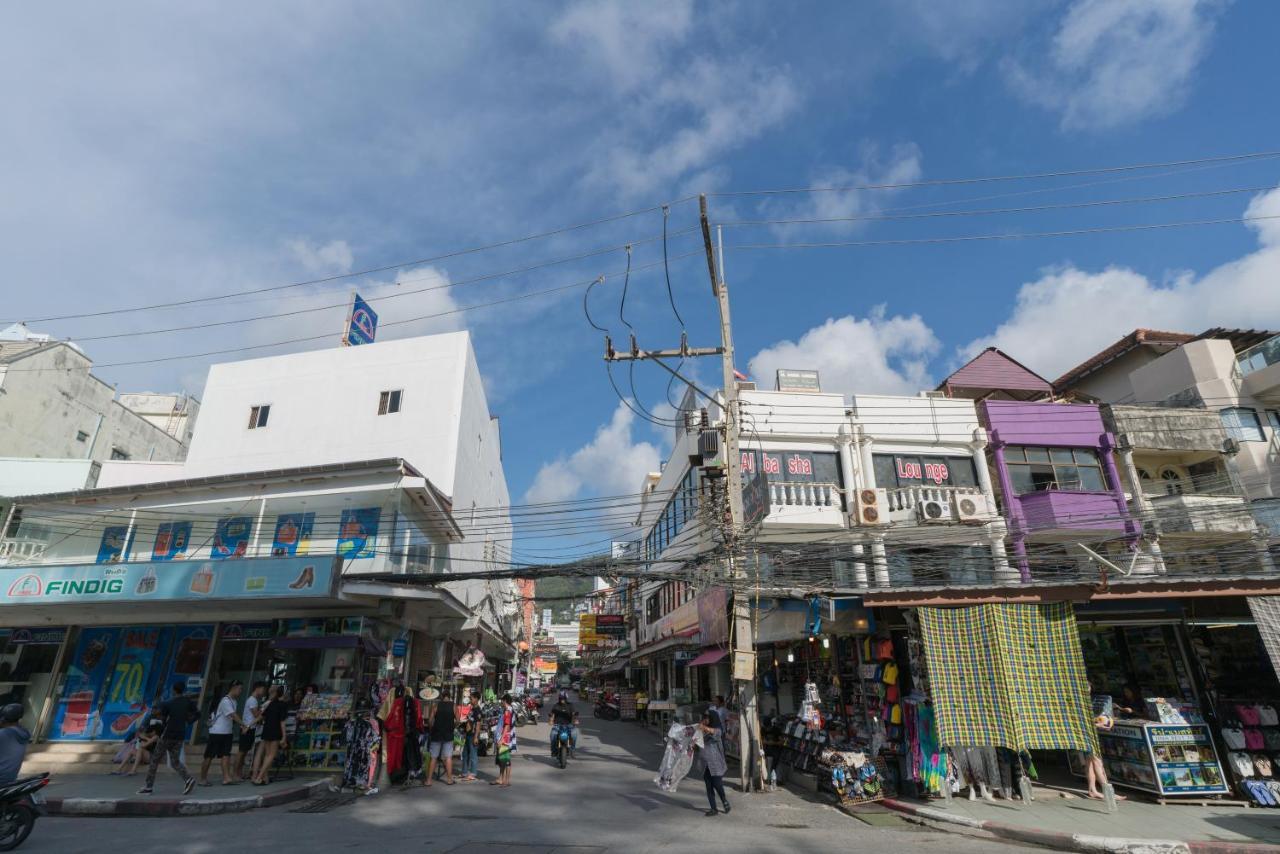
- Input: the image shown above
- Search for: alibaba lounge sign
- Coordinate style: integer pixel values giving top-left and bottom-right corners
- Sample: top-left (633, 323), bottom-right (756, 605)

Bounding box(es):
top-left (896, 458), bottom-right (950, 485)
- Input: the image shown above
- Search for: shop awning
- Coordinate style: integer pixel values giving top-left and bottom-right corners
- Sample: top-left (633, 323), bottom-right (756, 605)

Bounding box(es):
top-left (688, 648), bottom-right (728, 667)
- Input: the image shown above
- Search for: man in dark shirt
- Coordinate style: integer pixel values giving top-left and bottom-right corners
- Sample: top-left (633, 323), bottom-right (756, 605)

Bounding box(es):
top-left (549, 693), bottom-right (578, 756)
top-left (0, 704), bottom-right (31, 785)
top-left (426, 695), bottom-right (456, 786)
top-left (140, 682), bottom-right (197, 795)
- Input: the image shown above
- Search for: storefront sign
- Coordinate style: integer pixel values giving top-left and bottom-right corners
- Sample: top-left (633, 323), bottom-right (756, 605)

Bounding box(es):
top-left (1093, 722), bottom-right (1228, 796)
top-left (6, 627), bottom-right (66, 645)
top-left (220, 622), bottom-right (275, 641)
top-left (391, 637), bottom-right (408, 657)
top-left (0, 555), bottom-right (339, 606)
top-left (672, 650), bottom-right (696, 663)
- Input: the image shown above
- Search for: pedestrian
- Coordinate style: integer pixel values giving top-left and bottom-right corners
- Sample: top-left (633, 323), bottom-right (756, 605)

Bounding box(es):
top-left (235, 681), bottom-right (266, 781)
top-left (251, 685), bottom-right (287, 785)
top-left (490, 693), bottom-right (515, 787)
top-left (1086, 684), bottom-right (1125, 802)
top-left (114, 712), bottom-right (164, 776)
top-left (0, 704), bottom-right (30, 787)
top-left (199, 680), bottom-right (244, 786)
top-left (697, 706), bottom-right (730, 817)
top-left (712, 695), bottom-right (728, 729)
top-left (456, 690), bottom-right (478, 781)
top-left (139, 681), bottom-right (198, 796)
top-left (426, 690), bottom-right (456, 786)
top-left (635, 687), bottom-right (648, 725)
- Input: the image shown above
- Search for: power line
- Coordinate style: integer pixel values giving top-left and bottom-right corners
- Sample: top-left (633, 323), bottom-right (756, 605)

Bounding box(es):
top-left (708, 149), bottom-right (1280, 198)
top-left (727, 213), bottom-right (1280, 251)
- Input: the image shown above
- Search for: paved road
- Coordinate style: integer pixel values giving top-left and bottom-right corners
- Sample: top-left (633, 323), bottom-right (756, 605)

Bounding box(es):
top-left (26, 700), bottom-right (1043, 853)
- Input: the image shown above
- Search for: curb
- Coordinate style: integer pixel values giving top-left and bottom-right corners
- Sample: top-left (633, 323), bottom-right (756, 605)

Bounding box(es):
top-left (881, 798), bottom-right (1280, 854)
top-left (46, 778), bottom-right (332, 818)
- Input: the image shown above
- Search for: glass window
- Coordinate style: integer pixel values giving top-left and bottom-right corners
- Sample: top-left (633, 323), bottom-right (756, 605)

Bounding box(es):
top-left (1050, 449), bottom-right (1075, 464)
top-left (1004, 446), bottom-right (1026, 462)
top-left (1055, 465), bottom-right (1082, 490)
top-left (1008, 465), bottom-right (1036, 495)
top-left (950, 458), bottom-right (978, 488)
top-left (378, 390), bottom-right (403, 415)
top-left (248, 404), bottom-right (270, 429)
top-left (1267, 410), bottom-right (1280, 435)
top-left (1221, 407), bottom-right (1264, 442)
top-left (1026, 448), bottom-right (1051, 464)
top-left (873, 455), bottom-right (896, 490)
top-left (1007, 446), bottom-right (1108, 494)
top-left (1077, 467), bottom-right (1106, 492)
top-left (811, 452), bottom-right (841, 485)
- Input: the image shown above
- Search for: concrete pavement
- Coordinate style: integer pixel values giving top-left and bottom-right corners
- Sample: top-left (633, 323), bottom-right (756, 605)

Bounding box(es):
top-left (23, 700), bottom-right (1044, 853)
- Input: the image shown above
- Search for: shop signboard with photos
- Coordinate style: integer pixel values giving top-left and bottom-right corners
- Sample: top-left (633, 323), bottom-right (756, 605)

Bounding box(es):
top-left (1077, 722), bottom-right (1228, 796)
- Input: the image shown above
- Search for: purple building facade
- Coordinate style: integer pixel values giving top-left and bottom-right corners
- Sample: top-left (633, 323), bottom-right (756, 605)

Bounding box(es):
top-left (978, 400), bottom-right (1140, 581)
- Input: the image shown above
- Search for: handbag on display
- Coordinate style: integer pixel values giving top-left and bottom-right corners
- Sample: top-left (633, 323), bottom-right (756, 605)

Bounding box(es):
top-left (1223, 728), bottom-right (1247, 750)
top-left (1259, 705), bottom-right (1280, 726)
top-left (1245, 729), bottom-right (1266, 751)
top-left (1238, 705), bottom-right (1263, 726)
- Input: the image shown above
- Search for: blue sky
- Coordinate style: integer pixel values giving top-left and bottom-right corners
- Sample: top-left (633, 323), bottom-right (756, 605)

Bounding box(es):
top-left (4, 0), bottom-right (1280, 554)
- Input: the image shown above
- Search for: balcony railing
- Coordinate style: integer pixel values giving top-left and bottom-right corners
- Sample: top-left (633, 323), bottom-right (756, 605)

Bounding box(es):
top-left (1238, 333), bottom-right (1280, 377)
top-left (885, 485), bottom-right (988, 517)
top-left (768, 481), bottom-right (841, 510)
top-left (0, 539), bottom-right (47, 563)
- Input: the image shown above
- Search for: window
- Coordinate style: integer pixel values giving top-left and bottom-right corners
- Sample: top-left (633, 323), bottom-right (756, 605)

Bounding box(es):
top-left (1005, 445), bottom-right (1107, 495)
top-left (1267, 410), bottom-right (1280, 436)
top-left (1220, 407), bottom-right (1264, 442)
top-left (378, 390), bottom-right (403, 415)
top-left (247, 404), bottom-right (271, 429)
top-left (109, 447), bottom-right (130, 461)
top-left (1159, 468), bottom-right (1185, 495)
top-left (75, 430), bottom-right (90, 443)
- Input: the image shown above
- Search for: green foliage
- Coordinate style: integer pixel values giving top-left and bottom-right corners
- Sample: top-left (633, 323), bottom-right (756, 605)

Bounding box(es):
top-left (535, 576), bottom-right (593, 623)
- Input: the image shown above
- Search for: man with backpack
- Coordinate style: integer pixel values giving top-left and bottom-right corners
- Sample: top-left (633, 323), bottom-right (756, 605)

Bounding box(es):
top-left (138, 682), bottom-right (198, 795)
top-left (198, 681), bottom-right (244, 787)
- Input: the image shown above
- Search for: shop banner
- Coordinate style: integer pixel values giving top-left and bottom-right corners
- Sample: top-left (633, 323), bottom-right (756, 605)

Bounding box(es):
top-left (337, 508), bottom-right (380, 559)
top-left (210, 516), bottom-right (253, 560)
top-left (151, 522), bottom-right (193, 562)
top-left (0, 555), bottom-right (339, 606)
top-left (100, 627), bottom-right (168, 738)
top-left (96, 526), bottom-right (132, 564)
top-left (271, 513), bottom-right (315, 557)
top-left (51, 627), bottom-right (120, 740)
top-left (160, 625), bottom-right (213, 703)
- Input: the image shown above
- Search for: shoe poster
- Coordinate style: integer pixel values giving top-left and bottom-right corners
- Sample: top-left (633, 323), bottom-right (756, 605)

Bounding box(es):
top-left (210, 516), bottom-right (253, 560)
top-left (271, 512), bottom-right (315, 557)
top-left (337, 507), bottom-right (380, 559)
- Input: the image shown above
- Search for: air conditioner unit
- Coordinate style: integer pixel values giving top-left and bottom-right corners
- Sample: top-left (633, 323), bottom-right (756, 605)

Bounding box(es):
top-left (953, 495), bottom-right (986, 523)
top-left (917, 500), bottom-right (951, 523)
top-left (854, 488), bottom-right (889, 526)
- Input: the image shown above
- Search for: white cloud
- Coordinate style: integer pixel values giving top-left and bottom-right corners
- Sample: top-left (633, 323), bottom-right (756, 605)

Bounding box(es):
top-left (761, 142), bottom-right (924, 240)
top-left (524, 402), bottom-right (662, 503)
top-left (286, 238), bottom-right (354, 276)
top-left (1004, 0), bottom-right (1223, 130)
top-left (961, 185), bottom-right (1280, 380)
top-left (748, 307), bottom-right (941, 397)
top-left (550, 0), bottom-right (694, 91)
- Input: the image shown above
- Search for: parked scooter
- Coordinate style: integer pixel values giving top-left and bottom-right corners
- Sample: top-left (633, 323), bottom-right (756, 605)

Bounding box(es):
top-left (0, 773), bottom-right (49, 851)
top-left (593, 698), bottom-right (620, 720)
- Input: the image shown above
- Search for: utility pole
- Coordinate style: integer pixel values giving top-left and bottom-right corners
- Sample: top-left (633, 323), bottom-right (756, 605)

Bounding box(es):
top-left (603, 195), bottom-right (763, 793)
top-left (699, 194), bottom-right (763, 793)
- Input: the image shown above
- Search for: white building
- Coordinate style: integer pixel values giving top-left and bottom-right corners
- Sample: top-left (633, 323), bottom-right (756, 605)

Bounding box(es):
top-left (0, 331), bottom-right (517, 745)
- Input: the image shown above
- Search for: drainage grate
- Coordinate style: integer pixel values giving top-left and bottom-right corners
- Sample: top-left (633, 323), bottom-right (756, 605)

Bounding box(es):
top-left (289, 793), bottom-right (357, 813)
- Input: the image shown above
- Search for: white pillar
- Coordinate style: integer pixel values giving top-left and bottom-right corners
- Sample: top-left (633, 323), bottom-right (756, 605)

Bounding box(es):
top-left (871, 536), bottom-right (888, 587)
top-left (852, 542), bottom-right (868, 587)
top-left (1118, 444), bottom-right (1164, 576)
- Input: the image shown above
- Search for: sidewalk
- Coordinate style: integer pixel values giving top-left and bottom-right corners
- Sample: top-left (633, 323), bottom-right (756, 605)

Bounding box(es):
top-left (882, 787), bottom-right (1280, 853)
top-left (36, 770), bottom-right (332, 817)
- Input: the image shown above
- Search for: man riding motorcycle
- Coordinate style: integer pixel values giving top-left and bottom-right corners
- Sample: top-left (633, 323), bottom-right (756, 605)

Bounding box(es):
top-left (548, 693), bottom-right (578, 758)
top-left (0, 705), bottom-right (30, 786)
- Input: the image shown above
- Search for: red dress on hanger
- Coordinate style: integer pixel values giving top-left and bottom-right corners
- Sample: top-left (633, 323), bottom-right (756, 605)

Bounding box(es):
top-left (381, 689), bottom-right (408, 781)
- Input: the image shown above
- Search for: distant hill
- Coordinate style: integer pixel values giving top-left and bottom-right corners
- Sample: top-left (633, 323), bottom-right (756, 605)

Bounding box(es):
top-left (535, 576), bottom-right (593, 623)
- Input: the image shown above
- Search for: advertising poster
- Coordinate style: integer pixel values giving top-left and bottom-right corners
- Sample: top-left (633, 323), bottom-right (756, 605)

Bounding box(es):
top-left (51, 627), bottom-right (120, 740)
top-left (1147, 724), bottom-right (1228, 795)
top-left (337, 508), bottom-right (380, 559)
top-left (272, 512), bottom-right (315, 557)
top-left (211, 516), bottom-right (253, 560)
top-left (96, 526), bottom-right (132, 564)
top-left (151, 521), bottom-right (193, 561)
top-left (100, 626), bottom-right (169, 739)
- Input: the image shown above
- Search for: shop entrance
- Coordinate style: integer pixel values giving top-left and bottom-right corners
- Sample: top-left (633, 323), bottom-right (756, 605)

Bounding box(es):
top-left (0, 629), bottom-right (66, 733)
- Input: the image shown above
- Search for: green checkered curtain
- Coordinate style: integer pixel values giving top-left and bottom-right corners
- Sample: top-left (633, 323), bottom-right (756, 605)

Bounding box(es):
top-left (919, 606), bottom-right (1013, 749)
top-left (920, 603), bottom-right (1097, 754)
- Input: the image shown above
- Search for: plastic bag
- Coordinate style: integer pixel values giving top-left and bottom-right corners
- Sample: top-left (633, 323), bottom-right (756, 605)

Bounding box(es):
top-left (655, 723), bottom-right (703, 792)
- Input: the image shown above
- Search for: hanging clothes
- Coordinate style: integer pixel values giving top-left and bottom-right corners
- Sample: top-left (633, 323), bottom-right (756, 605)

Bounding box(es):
top-left (382, 687), bottom-right (409, 784)
top-left (402, 694), bottom-right (424, 781)
top-left (340, 714), bottom-right (382, 790)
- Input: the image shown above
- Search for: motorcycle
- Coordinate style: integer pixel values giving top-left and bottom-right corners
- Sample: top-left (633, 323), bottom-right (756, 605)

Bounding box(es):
top-left (0, 774), bottom-right (49, 852)
top-left (593, 698), bottom-right (620, 721)
top-left (523, 696), bottom-right (540, 725)
top-left (551, 724), bottom-right (573, 769)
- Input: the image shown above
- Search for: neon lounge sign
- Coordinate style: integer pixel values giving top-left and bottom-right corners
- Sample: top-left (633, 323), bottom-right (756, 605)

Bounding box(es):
top-left (896, 458), bottom-right (950, 485)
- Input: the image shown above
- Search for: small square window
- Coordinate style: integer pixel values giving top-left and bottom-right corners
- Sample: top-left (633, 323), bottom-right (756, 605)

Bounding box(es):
top-left (110, 447), bottom-right (130, 461)
top-left (76, 430), bottom-right (90, 443)
top-left (378, 390), bottom-right (403, 415)
top-left (248, 405), bottom-right (270, 429)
